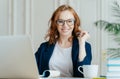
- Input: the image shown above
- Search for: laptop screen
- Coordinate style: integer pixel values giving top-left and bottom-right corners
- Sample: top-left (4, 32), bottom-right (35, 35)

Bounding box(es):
top-left (0, 35), bottom-right (39, 78)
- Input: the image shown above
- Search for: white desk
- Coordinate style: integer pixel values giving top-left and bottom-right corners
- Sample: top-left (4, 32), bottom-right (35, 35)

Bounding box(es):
top-left (40, 78), bottom-right (89, 79)
top-left (40, 77), bottom-right (105, 79)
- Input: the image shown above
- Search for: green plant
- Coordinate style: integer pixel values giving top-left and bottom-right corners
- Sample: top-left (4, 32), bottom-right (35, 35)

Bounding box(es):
top-left (95, 1), bottom-right (120, 58)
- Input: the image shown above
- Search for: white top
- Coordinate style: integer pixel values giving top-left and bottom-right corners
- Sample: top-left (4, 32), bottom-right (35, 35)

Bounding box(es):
top-left (49, 42), bottom-right (73, 77)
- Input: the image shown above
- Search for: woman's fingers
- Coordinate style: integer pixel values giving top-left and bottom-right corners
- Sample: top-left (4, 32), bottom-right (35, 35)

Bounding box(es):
top-left (78, 31), bottom-right (90, 41)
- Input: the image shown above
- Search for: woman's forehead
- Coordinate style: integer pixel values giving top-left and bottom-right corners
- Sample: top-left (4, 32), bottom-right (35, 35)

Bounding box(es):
top-left (58, 10), bottom-right (74, 20)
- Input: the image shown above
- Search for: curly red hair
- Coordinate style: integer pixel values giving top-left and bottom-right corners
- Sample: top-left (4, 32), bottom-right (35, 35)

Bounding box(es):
top-left (45, 4), bottom-right (81, 44)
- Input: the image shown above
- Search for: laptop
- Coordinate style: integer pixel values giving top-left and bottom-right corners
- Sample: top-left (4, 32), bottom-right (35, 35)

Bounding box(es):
top-left (0, 35), bottom-right (39, 78)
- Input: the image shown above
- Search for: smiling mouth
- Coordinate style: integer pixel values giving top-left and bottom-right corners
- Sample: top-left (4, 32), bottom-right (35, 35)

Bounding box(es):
top-left (62, 29), bottom-right (69, 32)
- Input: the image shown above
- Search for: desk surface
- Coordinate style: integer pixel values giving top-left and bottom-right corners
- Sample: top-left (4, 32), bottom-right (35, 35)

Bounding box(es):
top-left (40, 77), bottom-right (106, 79)
top-left (40, 78), bottom-right (89, 79)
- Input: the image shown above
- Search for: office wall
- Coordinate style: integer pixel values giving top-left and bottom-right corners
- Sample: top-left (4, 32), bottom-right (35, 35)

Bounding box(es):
top-left (0, 0), bottom-right (119, 76)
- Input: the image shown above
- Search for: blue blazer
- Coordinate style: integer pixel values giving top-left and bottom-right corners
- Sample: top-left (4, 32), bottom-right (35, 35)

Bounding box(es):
top-left (35, 38), bottom-right (92, 77)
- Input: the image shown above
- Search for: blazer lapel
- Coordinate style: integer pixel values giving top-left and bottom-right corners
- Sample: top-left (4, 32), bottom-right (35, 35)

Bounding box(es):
top-left (71, 38), bottom-right (79, 67)
top-left (44, 43), bottom-right (55, 69)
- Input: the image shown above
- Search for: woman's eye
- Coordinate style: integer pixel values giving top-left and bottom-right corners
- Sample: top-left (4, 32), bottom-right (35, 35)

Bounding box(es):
top-left (59, 20), bottom-right (64, 23)
top-left (68, 20), bottom-right (72, 22)
top-left (67, 20), bottom-right (73, 23)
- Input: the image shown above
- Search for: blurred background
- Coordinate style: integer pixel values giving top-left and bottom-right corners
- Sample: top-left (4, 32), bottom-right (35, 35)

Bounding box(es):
top-left (0, 0), bottom-right (119, 77)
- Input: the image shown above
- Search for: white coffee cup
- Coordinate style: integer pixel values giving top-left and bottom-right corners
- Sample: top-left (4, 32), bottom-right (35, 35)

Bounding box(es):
top-left (78, 65), bottom-right (98, 78)
top-left (42, 70), bottom-right (60, 78)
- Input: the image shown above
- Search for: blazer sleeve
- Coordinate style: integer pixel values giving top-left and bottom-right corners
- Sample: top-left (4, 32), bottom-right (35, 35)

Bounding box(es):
top-left (79, 42), bottom-right (92, 65)
top-left (74, 42), bottom-right (92, 77)
top-left (35, 43), bottom-right (46, 75)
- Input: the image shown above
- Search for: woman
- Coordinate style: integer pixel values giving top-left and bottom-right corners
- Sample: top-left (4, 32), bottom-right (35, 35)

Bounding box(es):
top-left (35, 4), bottom-right (92, 77)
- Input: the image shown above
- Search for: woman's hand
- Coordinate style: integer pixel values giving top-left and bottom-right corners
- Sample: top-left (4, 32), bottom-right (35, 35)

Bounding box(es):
top-left (77, 30), bottom-right (90, 61)
top-left (77, 30), bottom-right (90, 43)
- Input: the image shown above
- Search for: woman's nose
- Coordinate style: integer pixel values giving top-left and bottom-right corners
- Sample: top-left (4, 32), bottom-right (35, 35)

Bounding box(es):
top-left (63, 21), bottom-right (68, 26)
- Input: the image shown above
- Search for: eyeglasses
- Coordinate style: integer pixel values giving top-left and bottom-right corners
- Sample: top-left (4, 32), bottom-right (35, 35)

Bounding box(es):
top-left (56, 19), bottom-right (75, 26)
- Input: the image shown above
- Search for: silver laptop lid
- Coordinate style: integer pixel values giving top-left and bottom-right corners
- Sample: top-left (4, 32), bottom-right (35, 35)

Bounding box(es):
top-left (0, 35), bottom-right (39, 78)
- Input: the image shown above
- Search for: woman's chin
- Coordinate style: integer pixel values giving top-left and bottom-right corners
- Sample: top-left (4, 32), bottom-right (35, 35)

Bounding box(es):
top-left (60, 33), bottom-right (71, 37)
